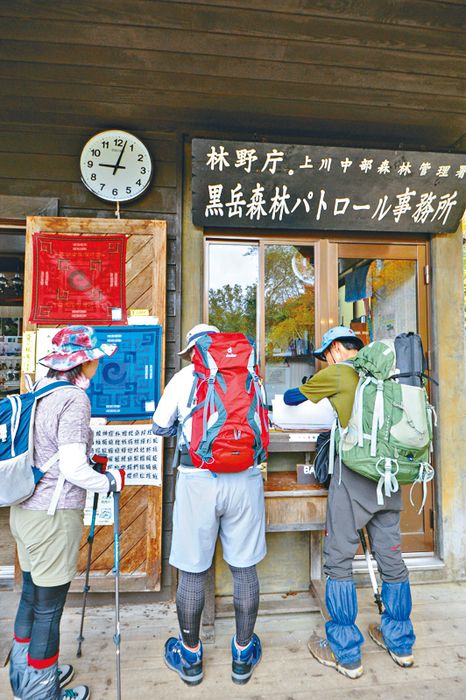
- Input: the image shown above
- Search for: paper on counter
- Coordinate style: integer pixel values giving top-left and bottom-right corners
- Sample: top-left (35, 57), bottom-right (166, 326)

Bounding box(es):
top-left (271, 394), bottom-right (336, 430)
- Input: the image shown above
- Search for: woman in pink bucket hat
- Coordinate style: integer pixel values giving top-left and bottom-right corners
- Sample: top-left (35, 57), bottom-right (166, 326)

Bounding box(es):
top-left (9, 325), bottom-right (125, 700)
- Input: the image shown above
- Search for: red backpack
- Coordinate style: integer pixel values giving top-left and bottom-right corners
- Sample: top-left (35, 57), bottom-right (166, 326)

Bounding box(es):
top-left (186, 332), bottom-right (269, 473)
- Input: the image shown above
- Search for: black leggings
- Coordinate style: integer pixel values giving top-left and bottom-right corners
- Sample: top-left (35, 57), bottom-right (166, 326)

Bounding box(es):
top-left (176, 565), bottom-right (260, 648)
top-left (14, 571), bottom-right (70, 662)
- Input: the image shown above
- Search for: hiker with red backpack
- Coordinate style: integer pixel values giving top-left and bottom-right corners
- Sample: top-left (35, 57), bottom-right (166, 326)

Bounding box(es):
top-left (152, 323), bottom-right (269, 686)
top-left (284, 326), bottom-right (419, 680)
top-left (7, 326), bottom-right (125, 700)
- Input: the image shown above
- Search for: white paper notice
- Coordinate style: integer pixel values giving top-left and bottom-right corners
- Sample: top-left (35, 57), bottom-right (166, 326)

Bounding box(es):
top-left (111, 307), bottom-right (123, 321)
top-left (35, 327), bottom-right (60, 378)
top-left (83, 491), bottom-right (114, 526)
top-left (91, 424), bottom-right (162, 486)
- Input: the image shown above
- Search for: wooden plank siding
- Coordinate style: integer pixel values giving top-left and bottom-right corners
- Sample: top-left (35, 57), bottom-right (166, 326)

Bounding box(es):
top-left (0, 128), bottom-right (182, 598)
top-left (20, 217), bottom-right (169, 593)
top-left (0, 1), bottom-right (464, 149)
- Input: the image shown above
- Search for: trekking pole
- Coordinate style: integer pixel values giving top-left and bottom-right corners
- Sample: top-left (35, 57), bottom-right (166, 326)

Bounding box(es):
top-left (76, 490), bottom-right (99, 657)
top-left (358, 529), bottom-right (383, 615)
top-left (76, 454), bottom-right (108, 657)
top-left (113, 490), bottom-right (122, 700)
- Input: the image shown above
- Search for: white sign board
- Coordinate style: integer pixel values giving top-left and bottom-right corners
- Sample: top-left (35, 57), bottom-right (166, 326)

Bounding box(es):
top-left (35, 327), bottom-right (59, 378)
top-left (91, 424), bottom-right (162, 486)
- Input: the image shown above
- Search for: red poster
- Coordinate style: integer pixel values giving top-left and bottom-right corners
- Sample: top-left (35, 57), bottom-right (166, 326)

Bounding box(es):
top-left (30, 233), bottom-right (127, 324)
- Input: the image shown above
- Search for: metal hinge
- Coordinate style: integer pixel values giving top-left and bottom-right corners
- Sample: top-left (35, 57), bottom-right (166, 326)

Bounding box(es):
top-left (424, 265), bottom-right (430, 284)
top-left (429, 508), bottom-right (434, 529)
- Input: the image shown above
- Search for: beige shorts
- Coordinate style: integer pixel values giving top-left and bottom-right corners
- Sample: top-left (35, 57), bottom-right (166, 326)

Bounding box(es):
top-left (10, 506), bottom-right (83, 587)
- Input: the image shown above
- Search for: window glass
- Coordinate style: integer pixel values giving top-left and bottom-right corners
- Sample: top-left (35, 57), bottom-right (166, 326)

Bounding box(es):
top-left (338, 258), bottom-right (417, 343)
top-left (264, 244), bottom-right (315, 397)
top-left (208, 243), bottom-right (258, 340)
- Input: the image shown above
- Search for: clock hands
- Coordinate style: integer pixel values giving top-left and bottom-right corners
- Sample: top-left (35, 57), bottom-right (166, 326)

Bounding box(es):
top-left (99, 163), bottom-right (126, 170)
top-left (112, 140), bottom-right (127, 175)
top-left (98, 141), bottom-right (128, 174)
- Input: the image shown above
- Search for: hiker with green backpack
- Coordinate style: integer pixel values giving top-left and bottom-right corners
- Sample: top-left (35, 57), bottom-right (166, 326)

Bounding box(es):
top-left (284, 326), bottom-right (434, 679)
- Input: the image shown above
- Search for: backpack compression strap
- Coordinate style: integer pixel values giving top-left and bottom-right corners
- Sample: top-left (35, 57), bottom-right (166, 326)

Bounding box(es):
top-left (409, 462), bottom-right (435, 514)
top-left (246, 348), bottom-right (268, 465)
top-left (375, 457), bottom-right (400, 505)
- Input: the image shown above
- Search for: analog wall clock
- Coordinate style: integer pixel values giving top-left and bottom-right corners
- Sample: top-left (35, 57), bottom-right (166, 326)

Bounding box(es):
top-left (80, 129), bottom-right (153, 202)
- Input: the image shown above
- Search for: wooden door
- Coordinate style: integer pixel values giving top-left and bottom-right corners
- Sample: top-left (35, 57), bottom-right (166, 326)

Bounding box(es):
top-left (21, 216), bottom-right (166, 591)
top-left (333, 240), bottom-right (434, 553)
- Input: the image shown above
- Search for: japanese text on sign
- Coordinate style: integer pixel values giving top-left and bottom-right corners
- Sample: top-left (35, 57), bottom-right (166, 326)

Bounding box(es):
top-left (92, 425), bottom-right (162, 486)
top-left (192, 139), bottom-right (466, 233)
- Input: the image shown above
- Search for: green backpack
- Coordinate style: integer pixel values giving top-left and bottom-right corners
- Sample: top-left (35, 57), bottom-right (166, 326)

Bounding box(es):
top-left (334, 334), bottom-right (436, 511)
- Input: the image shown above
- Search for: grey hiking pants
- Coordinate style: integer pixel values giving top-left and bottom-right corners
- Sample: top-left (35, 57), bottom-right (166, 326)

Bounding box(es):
top-left (323, 461), bottom-right (408, 582)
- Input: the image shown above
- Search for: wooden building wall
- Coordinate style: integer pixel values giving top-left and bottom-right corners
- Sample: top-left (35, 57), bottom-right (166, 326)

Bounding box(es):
top-left (0, 126), bottom-right (182, 599)
top-left (0, 1), bottom-right (464, 151)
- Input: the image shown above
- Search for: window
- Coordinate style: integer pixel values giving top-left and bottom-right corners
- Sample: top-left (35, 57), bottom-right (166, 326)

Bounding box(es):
top-left (206, 239), bottom-right (316, 396)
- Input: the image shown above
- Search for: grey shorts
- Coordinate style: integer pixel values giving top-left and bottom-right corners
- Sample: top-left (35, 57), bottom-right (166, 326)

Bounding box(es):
top-left (169, 467), bottom-right (267, 573)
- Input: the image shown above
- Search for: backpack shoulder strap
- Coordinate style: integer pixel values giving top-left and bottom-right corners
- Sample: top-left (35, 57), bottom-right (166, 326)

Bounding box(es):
top-left (33, 380), bottom-right (77, 400)
top-left (172, 373), bottom-right (199, 471)
top-left (31, 381), bottom-right (80, 516)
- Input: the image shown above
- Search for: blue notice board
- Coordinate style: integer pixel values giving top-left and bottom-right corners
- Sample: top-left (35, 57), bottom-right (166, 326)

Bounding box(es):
top-left (87, 325), bottom-right (162, 420)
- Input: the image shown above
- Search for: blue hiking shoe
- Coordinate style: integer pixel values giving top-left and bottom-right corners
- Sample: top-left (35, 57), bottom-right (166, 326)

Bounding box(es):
top-left (231, 633), bottom-right (262, 685)
top-left (164, 637), bottom-right (203, 686)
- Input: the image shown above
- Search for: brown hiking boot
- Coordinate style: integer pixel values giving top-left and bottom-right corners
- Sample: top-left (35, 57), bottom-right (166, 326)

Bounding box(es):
top-left (368, 623), bottom-right (414, 667)
top-left (308, 637), bottom-right (363, 679)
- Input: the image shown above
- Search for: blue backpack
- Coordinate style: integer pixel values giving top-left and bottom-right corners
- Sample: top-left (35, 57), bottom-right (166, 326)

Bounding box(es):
top-left (0, 381), bottom-right (74, 507)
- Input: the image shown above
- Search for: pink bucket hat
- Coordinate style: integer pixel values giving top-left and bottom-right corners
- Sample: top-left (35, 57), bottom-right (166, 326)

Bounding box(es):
top-left (38, 325), bottom-right (117, 371)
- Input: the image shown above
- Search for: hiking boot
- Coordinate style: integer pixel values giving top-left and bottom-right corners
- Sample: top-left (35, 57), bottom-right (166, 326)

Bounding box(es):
top-left (231, 633), bottom-right (262, 685)
top-left (61, 688), bottom-right (90, 700)
top-left (58, 664), bottom-right (75, 688)
top-left (14, 663), bottom-right (75, 698)
top-left (308, 637), bottom-right (363, 680)
top-left (164, 637), bottom-right (203, 686)
top-left (19, 662), bottom-right (88, 700)
top-left (368, 623), bottom-right (414, 667)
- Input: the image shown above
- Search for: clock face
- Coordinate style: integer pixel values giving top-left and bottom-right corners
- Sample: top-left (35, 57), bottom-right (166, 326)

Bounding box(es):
top-left (80, 130), bottom-right (152, 202)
